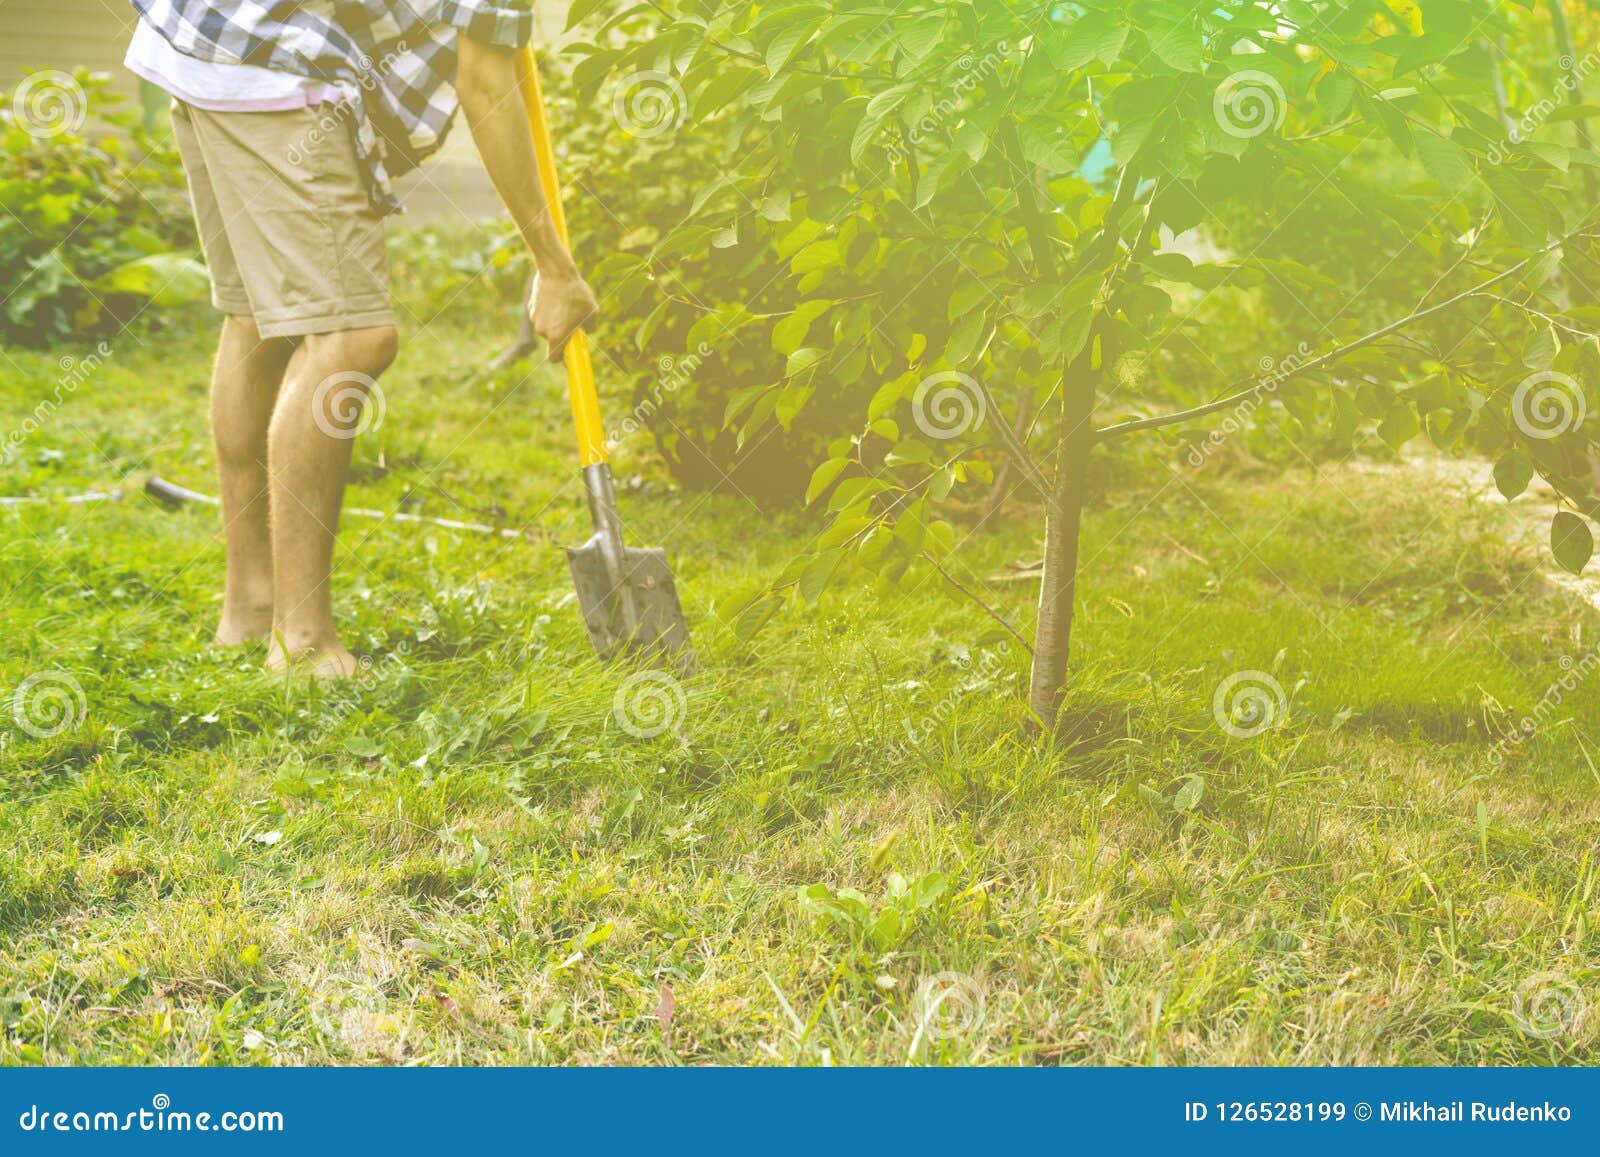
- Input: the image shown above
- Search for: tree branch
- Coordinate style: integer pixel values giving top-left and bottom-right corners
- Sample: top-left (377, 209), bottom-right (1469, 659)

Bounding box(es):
top-left (922, 552), bottom-right (1034, 655)
top-left (975, 377), bottom-right (1050, 500)
top-left (1093, 231), bottom-right (1581, 442)
top-left (1467, 292), bottom-right (1595, 340)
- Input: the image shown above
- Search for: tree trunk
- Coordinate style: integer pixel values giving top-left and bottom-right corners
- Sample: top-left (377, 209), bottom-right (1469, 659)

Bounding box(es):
top-left (1023, 165), bottom-right (1136, 737)
top-left (1027, 347), bottom-right (1097, 733)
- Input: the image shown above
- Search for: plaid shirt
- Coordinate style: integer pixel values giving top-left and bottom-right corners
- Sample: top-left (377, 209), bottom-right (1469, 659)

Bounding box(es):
top-left (130, 0), bottom-right (536, 213)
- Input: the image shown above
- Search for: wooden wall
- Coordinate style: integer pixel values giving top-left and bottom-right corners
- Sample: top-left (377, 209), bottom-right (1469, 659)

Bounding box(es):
top-left (0, 1), bottom-right (569, 90)
top-left (0, 0), bottom-right (573, 223)
top-left (0, 0), bottom-right (143, 94)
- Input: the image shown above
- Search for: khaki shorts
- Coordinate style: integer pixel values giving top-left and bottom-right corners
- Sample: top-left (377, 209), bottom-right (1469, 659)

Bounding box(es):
top-left (171, 100), bottom-right (394, 339)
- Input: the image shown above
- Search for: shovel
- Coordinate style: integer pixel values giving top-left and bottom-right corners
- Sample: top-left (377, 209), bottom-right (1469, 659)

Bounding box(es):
top-left (517, 47), bottom-right (692, 664)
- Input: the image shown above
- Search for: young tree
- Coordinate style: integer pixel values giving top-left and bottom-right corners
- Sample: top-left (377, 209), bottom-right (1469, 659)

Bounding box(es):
top-left (576, 0), bottom-right (1600, 736)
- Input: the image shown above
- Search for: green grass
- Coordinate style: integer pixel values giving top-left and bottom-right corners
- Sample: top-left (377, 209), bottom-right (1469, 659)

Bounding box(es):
top-left (3, 294), bottom-right (1599, 1066)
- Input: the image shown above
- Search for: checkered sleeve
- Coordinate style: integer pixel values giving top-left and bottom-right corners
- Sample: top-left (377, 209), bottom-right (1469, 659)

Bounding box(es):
top-left (438, 0), bottom-right (535, 47)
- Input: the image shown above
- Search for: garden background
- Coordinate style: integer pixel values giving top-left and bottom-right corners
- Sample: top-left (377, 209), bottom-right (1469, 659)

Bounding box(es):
top-left (4, 0), bottom-right (1600, 1064)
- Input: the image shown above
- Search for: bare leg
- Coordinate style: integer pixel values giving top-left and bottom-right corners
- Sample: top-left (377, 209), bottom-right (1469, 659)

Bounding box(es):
top-left (265, 325), bottom-right (399, 678)
top-left (211, 315), bottom-right (294, 645)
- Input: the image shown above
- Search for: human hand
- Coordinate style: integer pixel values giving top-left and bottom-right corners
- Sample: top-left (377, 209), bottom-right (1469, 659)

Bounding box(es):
top-left (529, 268), bottom-right (599, 362)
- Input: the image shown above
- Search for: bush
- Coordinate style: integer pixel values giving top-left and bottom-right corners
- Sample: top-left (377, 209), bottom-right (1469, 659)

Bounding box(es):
top-left (387, 221), bottom-right (523, 323)
top-left (404, 51), bottom-right (872, 505)
top-left (554, 10), bottom-right (1073, 513)
top-left (0, 69), bottom-right (206, 347)
top-left (557, 72), bottom-right (901, 505)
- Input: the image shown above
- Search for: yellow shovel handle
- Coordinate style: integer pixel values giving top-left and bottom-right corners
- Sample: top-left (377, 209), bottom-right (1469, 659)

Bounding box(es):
top-left (517, 46), bottom-right (608, 468)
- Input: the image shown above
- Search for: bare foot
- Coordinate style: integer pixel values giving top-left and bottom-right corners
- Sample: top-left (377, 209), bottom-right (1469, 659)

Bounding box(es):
top-left (266, 636), bottom-right (362, 680)
top-left (529, 269), bottom-right (598, 362)
top-left (215, 605), bottom-right (274, 646)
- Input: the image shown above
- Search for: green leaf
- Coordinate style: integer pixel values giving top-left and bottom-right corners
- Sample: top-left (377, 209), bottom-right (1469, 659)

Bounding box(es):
top-left (884, 439), bottom-right (933, 466)
top-left (93, 254), bottom-right (211, 306)
top-left (1362, 90), bottom-right (1414, 157)
top-left (775, 380), bottom-right (814, 429)
top-left (1109, 85), bottom-right (1167, 164)
top-left (570, 49), bottom-right (622, 101)
top-left (775, 218), bottom-right (825, 260)
top-left (733, 593), bottom-right (784, 641)
top-left (1377, 403), bottom-right (1420, 449)
top-left (945, 307), bottom-right (991, 365)
top-left (1480, 167), bottom-right (1550, 248)
top-left (766, 21), bottom-right (816, 75)
top-left (772, 299), bottom-right (834, 355)
top-left (1056, 307), bottom-right (1095, 364)
top-left (1414, 132), bottom-right (1474, 191)
top-left (868, 908), bottom-right (903, 950)
top-left (1521, 324), bottom-right (1558, 371)
top-left (898, 14), bottom-right (947, 64)
top-left (909, 871), bottom-right (948, 910)
top-left (1173, 774), bottom-right (1205, 812)
top-left (1492, 450), bottom-right (1533, 500)
top-left (759, 190), bottom-right (792, 222)
top-left (790, 239), bottom-right (841, 275)
top-left (1146, 19), bottom-right (1204, 73)
top-left (1016, 117), bottom-right (1077, 170)
top-left (1047, 11), bottom-right (1128, 71)
top-left (797, 549), bottom-right (843, 604)
top-left (1316, 68), bottom-right (1357, 119)
top-left (806, 458), bottom-right (849, 505)
top-left (1552, 511), bottom-right (1594, 575)
top-left (565, 0), bottom-right (611, 31)
top-left (786, 347), bottom-right (826, 377)
top-left (693, 65), bottom-right (760, 118)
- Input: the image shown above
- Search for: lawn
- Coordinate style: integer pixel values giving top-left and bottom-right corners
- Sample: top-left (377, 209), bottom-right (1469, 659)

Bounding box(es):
top-left (3, 279), bottom-right (1598, 1065)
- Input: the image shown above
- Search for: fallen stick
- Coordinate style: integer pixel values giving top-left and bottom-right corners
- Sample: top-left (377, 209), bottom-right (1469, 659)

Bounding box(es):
top-left (0, 489), bottom-right (123, 507)
top-left (145, 476), bottom-right (542, 541)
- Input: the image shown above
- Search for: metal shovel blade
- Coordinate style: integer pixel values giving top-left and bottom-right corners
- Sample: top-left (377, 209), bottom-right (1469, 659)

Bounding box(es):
top-left (565, 534), bottom-right (691, 661)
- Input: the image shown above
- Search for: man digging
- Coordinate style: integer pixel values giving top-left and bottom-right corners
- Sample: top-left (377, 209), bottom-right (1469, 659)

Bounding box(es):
top-left (125, 0), bottom-right (597, 677)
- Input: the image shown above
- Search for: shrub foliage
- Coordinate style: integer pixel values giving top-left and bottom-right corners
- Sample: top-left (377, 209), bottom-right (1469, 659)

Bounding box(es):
top-left (1, 70), bottom-right (205, 347)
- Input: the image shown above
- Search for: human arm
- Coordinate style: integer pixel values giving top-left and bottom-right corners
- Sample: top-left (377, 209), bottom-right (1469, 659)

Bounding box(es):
top-left (455, 36), bottom-right (597, 360)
